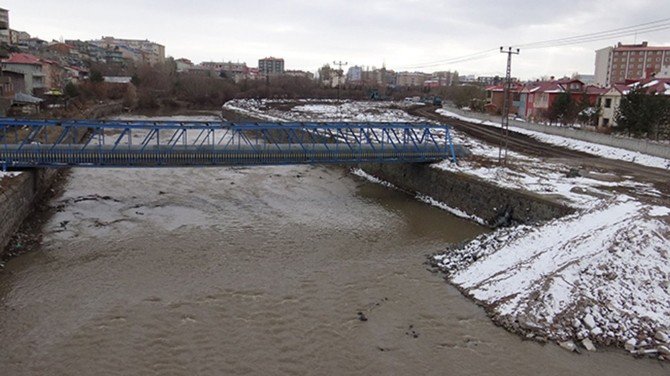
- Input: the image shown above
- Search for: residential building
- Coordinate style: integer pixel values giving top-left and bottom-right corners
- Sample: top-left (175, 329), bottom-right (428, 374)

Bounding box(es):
top-left (424, 71), bottom-right (457, 88)
top-left (396, 71), bottom-right (429, 87)
top-left (200, 61), bottom-right (248, 79)
top-left (22, 38), bottom-right (47, 51)
top-left (361, 68), bottom-right (383, 85)
top-left (103, 47), bottom-right (125, 64)
top-left (1, 53), bottom-right (45, 95)
top-left (0, 75), bottom-right (14, 98)
top-left (285, 70), bottom-right (314, 80)
top-left (329, 73), bottom-right (345, 88)
top-left (91, 36), bottom-right (165, 65)
top-left (658, 65), bottom-right (670, 78)
top-left (244, 67), bottom-right (261, 80)
top-left (41, 59), bottom-right (67, 90)
top-left (485, 83), bottom-right (523, 115)
top-left (346, 66), bottom-right (363, 83)
top-left (477, 76), bottom-right (502, 86)
top-left (9, 29), bottom-right (29, 45)
top-left (459, 74), bottom-right (477, 83)
top-left (175, 58), bottom-right (194, 73)
top-left (45, 42), bottom-right (73, 56)
top-left (594, 42), bottom-right (670, 86)
top-left (0, 8), bottom-right (9, 45)
top-left (64, 66), bottom-right (88, 82)
top-left (486, 78), bottom-right (607, 121)
top-left (597, 85), bottom-right (626, 128)
top-left (65, 39), bottom-right (109, 63)
top-left (258, 57), bottom-right (284, 75)
top-left (597, 78), bottom-right (670, 128)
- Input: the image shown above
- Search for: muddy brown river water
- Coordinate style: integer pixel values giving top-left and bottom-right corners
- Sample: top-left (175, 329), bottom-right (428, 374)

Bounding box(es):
top-left (0, 162), bottom-right (667, 375)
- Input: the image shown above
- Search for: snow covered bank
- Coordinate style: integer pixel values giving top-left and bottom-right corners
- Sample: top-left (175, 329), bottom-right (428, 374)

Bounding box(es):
top-left (224, 99), bottom-right (425, 123)
top-left (437, 109), bottom-right (670, 170)
top-left (434, 197), bottom-right (670, 356)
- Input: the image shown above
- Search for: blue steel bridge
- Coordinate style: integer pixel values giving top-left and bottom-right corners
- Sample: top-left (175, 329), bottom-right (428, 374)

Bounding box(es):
top-left (0, 118), bottom-right (458, 170)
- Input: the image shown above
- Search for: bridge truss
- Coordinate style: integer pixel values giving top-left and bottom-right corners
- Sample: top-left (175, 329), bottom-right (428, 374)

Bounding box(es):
top-left (0, 118), bottom-right (457, 170)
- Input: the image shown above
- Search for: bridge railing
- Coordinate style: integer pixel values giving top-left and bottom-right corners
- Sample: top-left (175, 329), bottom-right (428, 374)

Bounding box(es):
top-left (0, 118), bottom-right (457, 169)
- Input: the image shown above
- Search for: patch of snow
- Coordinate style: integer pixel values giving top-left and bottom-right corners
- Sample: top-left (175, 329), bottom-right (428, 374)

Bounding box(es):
top-left (415, 194), bottom-right (487, 226)
top-left (0, 171), bottom-right (22, 178)
top-left (350, 168), bottom-right (396, 189)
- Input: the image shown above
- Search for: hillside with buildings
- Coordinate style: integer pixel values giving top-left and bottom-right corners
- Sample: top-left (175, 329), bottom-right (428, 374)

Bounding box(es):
top-left (0, 5), bottom-right (669, 142)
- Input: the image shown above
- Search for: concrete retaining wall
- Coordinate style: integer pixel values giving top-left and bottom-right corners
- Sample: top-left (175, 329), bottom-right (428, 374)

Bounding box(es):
top-left (0, 169), bottom-right (60, 253)
top-left (362, 163), bottom-right (574, 227)
top-left (444, 106), bottom-right (670, 160)
top-left (0, 101), bottom-right (124, 256)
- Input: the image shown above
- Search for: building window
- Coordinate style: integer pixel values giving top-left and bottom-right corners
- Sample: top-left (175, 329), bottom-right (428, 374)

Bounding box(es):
top-left (605, 98), bottom-right (612, 108)
top-left (603, 118), bottom-right (610, 127)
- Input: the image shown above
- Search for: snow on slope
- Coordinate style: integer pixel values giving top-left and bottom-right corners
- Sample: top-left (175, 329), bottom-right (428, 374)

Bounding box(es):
top-left (435, 198), bottom-right (670, 349)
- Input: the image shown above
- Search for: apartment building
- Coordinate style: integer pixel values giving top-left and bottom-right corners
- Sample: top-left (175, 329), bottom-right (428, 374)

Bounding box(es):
top-left (346, 66), bottom-right (363, 83)
top-left (258, 57), bottom-right (285, 75)
top-left (0, 8), bottom-right (9, 45)
top-left (595, 42), bottom-right (670, 86)
top-left (91, 36), bottom-right (165, 65)
top-left (396, 71), bottom-right (429, 87)
top-left (285, 70), bottom-right (314, 80)
top-left (200, 61), bottom-right (248, 79)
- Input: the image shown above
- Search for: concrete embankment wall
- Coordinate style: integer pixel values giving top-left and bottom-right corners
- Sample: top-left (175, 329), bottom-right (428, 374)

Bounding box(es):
top-left (361, 163), bottom-right (574, 227)
top-left (444, 106), bottom-right (670, 160)
top-left (1, 101), bottom-right (124, 256)
top-left (0, 169), bottom-right (61, 253)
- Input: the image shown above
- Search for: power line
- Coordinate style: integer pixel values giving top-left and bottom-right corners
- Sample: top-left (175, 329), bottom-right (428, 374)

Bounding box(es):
top-left (516, 17), bottom-right (670, 49)
top-left (397, 17), bottom-right (670, 70)
top-left (520, 22), bottom-right (670, 50)
top-left (397, 48), bottom-right (498, 69)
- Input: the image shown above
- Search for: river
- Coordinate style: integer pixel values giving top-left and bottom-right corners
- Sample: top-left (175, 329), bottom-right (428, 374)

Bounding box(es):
top-left (0, 121), bottom-right (666, 375)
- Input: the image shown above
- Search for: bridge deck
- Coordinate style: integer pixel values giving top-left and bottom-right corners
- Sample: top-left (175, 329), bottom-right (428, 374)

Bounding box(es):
top-left (1, 119), bottom-right (457, 169)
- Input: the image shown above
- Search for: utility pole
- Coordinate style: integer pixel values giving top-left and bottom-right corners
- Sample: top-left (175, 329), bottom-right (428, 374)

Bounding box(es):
top-left (333, 60), bottom-right (348, 101)
top-left (499, 46), bottom-right (519, 166)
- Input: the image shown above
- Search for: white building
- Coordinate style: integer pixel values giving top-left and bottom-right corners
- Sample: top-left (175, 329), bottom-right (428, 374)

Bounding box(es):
top-left (597, 85), bottom-right (625, 128)
top-left (594, 46), bottom-right (613, 87)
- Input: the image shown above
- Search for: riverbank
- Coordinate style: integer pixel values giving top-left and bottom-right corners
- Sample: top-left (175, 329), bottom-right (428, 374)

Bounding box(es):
top-left (0, 101), bottom-right (125, 262)
top-left (224, 98), bottom-right (670, 361)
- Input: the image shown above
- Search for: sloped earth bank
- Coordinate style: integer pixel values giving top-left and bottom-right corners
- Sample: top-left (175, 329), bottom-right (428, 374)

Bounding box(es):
top-left (224, 99), bottom-right (670, 363)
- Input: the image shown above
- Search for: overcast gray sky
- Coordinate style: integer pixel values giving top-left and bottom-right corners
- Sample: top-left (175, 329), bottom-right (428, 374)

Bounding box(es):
top-left (5, 0), bottom-right (670, 79)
